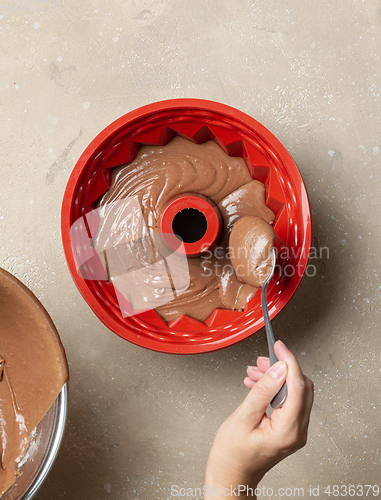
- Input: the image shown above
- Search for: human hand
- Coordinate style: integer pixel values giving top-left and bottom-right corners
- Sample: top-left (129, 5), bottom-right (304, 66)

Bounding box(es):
top-left (204, 340), bottom-right (314, 499)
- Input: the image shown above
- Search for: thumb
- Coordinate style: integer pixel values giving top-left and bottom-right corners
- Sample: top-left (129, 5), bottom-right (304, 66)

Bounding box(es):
top-left (239, 361), bottom-right (288, 428)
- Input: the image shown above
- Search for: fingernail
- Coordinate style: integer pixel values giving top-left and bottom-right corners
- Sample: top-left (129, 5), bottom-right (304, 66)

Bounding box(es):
top-left (268, 361), bottom-right (287, 380)
top-left (257, 356), bottom-right (269, 361)
top-left (276, 340), bottom-right (286, 347)
top-left (247, 365), bottom-right (257, 370)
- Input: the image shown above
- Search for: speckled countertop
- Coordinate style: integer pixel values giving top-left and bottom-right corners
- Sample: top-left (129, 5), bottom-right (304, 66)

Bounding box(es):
top-left (0, 1), bottom-right (380, 499)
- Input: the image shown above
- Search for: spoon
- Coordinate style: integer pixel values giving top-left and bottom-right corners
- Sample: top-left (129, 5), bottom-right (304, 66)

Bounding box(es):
top-left (260, 248), bottom-right (287, 409)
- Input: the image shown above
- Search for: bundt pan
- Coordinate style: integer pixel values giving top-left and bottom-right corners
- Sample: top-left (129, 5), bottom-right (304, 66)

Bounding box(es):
top-left (61, 99), bottom-right (312, 354)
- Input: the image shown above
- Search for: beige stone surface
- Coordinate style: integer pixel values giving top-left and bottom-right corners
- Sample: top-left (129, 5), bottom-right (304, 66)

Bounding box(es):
top-left (0, 1), bottom-right (380, 499)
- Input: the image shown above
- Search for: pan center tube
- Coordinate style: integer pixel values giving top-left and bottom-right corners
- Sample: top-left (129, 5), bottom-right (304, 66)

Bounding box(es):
top-left (159, 193), bottom-right (222, 257)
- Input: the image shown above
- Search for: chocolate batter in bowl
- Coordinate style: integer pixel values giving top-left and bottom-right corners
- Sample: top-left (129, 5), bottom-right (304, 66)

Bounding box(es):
top-left (0, 268), bottom-right (68, 499)
top-left (61, 99), bottom-right (312, 354)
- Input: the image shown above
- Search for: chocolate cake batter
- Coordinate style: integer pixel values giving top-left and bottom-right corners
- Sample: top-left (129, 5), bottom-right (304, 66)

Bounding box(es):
top-left (95, 137), bottom-right (275, 321)
top-left (218, 258), bottom-right (259, 310)
top-left (229, 215), bottom-right (275, 288)
top-left (0, 269), bottom-right (68, 496)
top-left (217, 179), bottom-right (275, 242)
top-left (156, 258), bottom-right (223, 322)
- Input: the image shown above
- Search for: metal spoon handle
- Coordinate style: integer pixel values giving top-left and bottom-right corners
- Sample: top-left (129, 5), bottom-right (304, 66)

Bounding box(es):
top-left (261, 284), bottom-right (278, 365)
top-left (261, 282), bottom-right (287, 409)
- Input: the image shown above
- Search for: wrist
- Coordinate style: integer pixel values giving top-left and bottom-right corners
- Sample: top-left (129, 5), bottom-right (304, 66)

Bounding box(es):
top-left (205, 464), bottom-right (263, 493)
top-left (204, 485), bottom-right (257, 499)
top-left (204, 475), bottom-right (260, 499)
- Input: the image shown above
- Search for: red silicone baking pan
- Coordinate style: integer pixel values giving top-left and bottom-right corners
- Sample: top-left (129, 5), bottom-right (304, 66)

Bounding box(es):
top-left (61, 99), bottom-right (312, 354)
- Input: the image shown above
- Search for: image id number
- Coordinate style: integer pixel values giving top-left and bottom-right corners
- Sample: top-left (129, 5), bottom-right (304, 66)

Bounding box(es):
top-left (324, 485), bottom-right (380, 497)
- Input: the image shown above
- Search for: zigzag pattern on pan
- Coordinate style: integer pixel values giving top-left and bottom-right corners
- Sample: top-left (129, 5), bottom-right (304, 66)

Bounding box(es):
top-left (86, 124), bottom-right (249, 206)
top-left (80, 124), bottom-right (286, 331)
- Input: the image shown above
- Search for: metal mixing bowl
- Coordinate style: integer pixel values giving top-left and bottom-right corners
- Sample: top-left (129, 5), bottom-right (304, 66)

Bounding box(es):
top-left (2, 383), bottom-right (68, 500)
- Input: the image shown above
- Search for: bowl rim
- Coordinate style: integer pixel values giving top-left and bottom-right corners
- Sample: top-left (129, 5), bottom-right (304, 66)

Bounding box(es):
top-left (61, 98), bottom-right (313, 354)
top-left (20, 383), bottom-right (68, 500)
